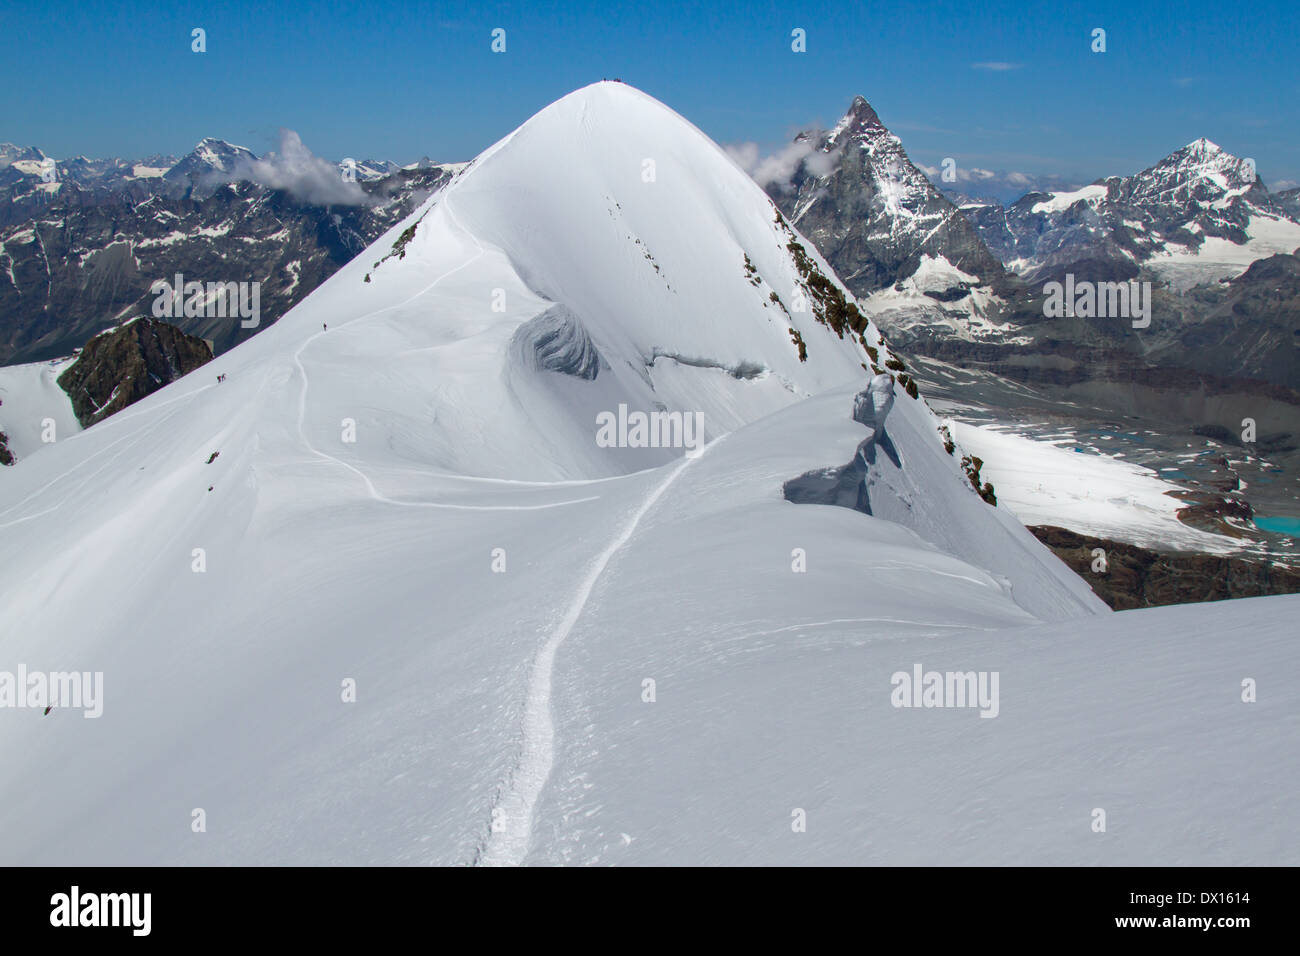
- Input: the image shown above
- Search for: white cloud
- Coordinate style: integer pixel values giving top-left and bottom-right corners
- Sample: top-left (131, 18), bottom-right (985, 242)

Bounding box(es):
top-left (725, 136), bottom-right (840, 192)
top-left (972, 62), bottom-right (1021, 71)
top-left (221, 129), bottom-right (370, 206)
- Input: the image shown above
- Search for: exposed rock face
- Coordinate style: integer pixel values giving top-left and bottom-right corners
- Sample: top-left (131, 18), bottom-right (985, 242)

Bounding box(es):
top-left (1030, 525), bottom-right (1300, 610)
top-left (1166, 251), bottom-right (1300, 389)
top-left (769, 96), bottom-right (1006, 298)
top-left (56, 319), bottom-right (213, 427)
top-left (0, 431), bottom-right (12, 466)
top-left (1278, 188), bottom-right (1300, 220)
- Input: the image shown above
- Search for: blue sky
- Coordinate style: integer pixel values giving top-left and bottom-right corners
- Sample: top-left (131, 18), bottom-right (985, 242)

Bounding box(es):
top-left (3, 0), bottom-right (1298, 189)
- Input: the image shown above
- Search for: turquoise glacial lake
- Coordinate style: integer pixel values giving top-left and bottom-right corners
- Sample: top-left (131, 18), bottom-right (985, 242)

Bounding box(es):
top-left (1254, 516), bottom-right (1300, 536)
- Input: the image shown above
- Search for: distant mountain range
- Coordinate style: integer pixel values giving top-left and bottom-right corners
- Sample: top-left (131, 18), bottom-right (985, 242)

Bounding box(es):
top-left (762, 98), bottom-right (1300, 397)
top-left (0, 138), bottom-right (431, 196)
top-left (960, 138), bottom-right (1300, 288)
top-left (4, 106), bottom-right (1298, 442)
top-left (0, 138), bottom-right (460, 363)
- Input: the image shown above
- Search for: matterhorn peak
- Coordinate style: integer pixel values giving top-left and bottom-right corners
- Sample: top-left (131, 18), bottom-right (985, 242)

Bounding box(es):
top-left (845, 95), bottom-right (884, 128)
top-left (825, 95), bottom-right (888, 147)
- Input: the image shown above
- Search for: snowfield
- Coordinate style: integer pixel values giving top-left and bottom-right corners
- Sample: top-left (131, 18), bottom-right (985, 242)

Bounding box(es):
top-left (1146, 213), bottom-right (1300, 291)
top-left (0, 83), bottom-right (1294, 866)
top-left (1030, 184), bottom-right (1109, 215)
top-left (0, 356), bottom-right (80, 464)
top-left (948, 420), bottom-right (1243, 553)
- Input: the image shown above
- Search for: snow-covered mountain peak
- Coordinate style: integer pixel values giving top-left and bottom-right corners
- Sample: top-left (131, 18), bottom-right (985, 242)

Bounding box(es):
top-left (192, 136), bottom-right (254, 160)
top-left (826, 95), bottom-right (887, 143)
top-left (769, 96), bottom-right (1006, 299)
top-left (1131, 137), bottom-right (1263, 202)
top-left (822, 94), bottom-right (904, 157)
top-left (969, 135), bottom-right (1300, 286)
top-left (164, 138), bottom-right (257, 183)
top-left (1185, 136), bottom-right (1223, 155)
top-left (0, 143), bottom-right (47, 167)
top-left (176, 79), bottom-right (896, 480)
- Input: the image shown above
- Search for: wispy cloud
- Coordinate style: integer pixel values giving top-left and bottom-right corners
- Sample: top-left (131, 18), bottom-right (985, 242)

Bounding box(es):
top-left (217, 129), bottom-right (369, 206)
top-left (725, 129), bottom-right (841, 192)
top-left (971, 62), bottom-right (1021, 72)
top-left (1173, 76), bottom-right (1195, 87)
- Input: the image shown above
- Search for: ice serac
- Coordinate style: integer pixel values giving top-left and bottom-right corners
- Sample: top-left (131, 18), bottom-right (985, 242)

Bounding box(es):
top-left (509, 304), bottom-right (602, 380)
top-left (852, 372), bottom-right (896, 459)
top-left (783, 374), bottom-right (899, 513)
top-left (0, 83), bottom-right (1139, 867)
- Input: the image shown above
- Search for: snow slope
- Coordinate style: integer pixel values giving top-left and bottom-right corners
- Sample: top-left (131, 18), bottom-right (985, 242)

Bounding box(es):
top-left (0, 356), bottom-right (80, 464)
top-left (535, 583), bottom-right (1299, 865)
top-left (0, 83), bottom-right (1292, 866)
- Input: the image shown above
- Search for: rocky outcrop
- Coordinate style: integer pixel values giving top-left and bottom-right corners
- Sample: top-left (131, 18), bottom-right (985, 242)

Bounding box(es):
top-left (1030, 525), bottom-right (1300, 610)
top-left (1166, 251), bottom-right (1300, 390)
top-left (1277, 188), bottom-right (1300, 221)
top-left (57, 319), bottom-right (213, 427)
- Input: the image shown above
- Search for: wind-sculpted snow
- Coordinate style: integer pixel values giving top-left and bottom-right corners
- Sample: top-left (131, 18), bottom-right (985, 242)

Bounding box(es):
top-left (510, 305), bottom-right (603, 380)
top-left (851, 373), bottom-right (896, 461)
top-left (784, 374), bottom-right (899, 514)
